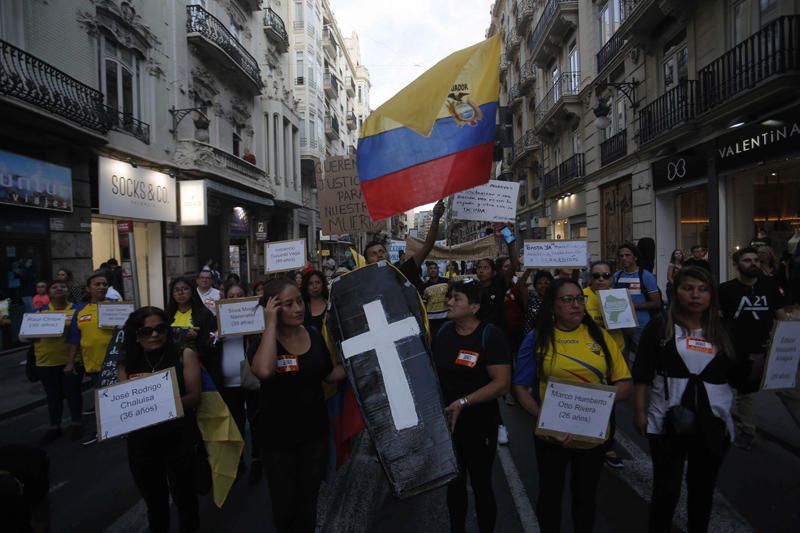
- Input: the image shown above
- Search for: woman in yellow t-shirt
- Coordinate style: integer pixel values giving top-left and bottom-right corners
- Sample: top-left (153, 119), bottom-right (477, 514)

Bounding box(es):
top-left (165, 277), bottom-right (216, 353)
top-left (32, 280), bottom-right (81, 444)
top-left (512, 278), bottom-right (632, 533)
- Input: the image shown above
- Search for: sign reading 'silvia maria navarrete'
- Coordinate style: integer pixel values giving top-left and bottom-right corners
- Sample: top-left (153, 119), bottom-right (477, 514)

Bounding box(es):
top-left (326, 262), bottom-right (458, 498)
top-left (0, 149), bottom-right (73, 212)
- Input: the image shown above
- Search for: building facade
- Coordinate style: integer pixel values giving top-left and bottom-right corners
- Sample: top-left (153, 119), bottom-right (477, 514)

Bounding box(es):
top-left (493, 0), bottom-right (800, 284)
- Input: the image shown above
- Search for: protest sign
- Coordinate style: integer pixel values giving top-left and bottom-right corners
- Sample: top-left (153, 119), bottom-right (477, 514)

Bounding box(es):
top-left (598, 289), bottom-right (638, 330)
top-left (18, 312), bottom-right (67, 339)
top-left (535, 378), bottom-right (616, 444)
top-left (451, 180), bottom-right (520, 223)
top-left (265, 238), bottom-right (306, 273)
top-left (99, 328), bottom-right (125, 387)
top-left (217, 297), bottom-right (265, 337)
top-left (523, 240), bottom-right (588, 268)
top-left (98, 302), bottom-right (136, 329)
top-left (95, 367), bottom-right (184, 441)
top-left (761, 321), bottom-right (800, 391)
top-left (316, 155), bottom-right (387, 231)
top-left (405, 235), bottom-right (497, 261)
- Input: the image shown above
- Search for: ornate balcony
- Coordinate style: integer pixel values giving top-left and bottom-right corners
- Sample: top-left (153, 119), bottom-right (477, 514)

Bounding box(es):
top-left (600, 129), bottom-right (627, 166)
top-left (263, 7), bottom-right (289, 53)
top-left (186, 5), bottom-right (261, 93)
top-left (499, 52), bottom-right (509, 75)
top-left (323, 69), bottom-right (339, 99)
top-left (174, 139), bottom-right (271, 193)
top-left (324, 114), bottom-right (339, 139)
top-left (534, 71), bottom-right (581, 133)
top-left (105, 106), bottom-right (150, 144)
top-left (0, 39), bottom-right (108, 133)
top-left (542, 166), bottom-right (560, 195)
top-left (323, 27), bottom-right (337, 59)
top-left (616, 0), bottom-right (693, 48)
top-left (346, 76), bottom-right (356, 97)
top-left (512, 130), bottom-right (539, 163)
top-left (528, 0), bottom-right (579, 67)
top-left (542, 153), bottom-right (585, 197)
top-left (520, 60), bottom-right (536, 93)
top-left (696, 15), bottom-right (799, 115)
top-left (597, 31), bottom-right (626, 74)
top-left (346, 111), bottom-right (357, 129)
top-left (509, 84), bottom-right (523, 109)
top-left (638, 80), bottom-right (696, 145)
top-left (517, 0), bottom-right (535, 32)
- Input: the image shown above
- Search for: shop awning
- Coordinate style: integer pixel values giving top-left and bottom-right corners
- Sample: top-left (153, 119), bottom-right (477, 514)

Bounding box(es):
top-left (205, 180), bottom-right (274, 207)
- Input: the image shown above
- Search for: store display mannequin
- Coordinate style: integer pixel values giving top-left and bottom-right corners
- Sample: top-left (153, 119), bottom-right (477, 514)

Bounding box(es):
top-left (787, 228), bottom-right (800, 256)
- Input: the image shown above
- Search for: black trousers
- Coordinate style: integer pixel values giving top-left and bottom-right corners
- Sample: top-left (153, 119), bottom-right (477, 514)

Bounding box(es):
top-left (127, 421), bottom-right (199, 533)
top-left (448, 417), bottom-right (498, 533)
top-left (534, 437), bottom-right (605, 533)
top-left (648, 434), bottom-right (727, 533)
top-left (262, 438), bottom-right (327, 533)
top-left (219, 386), bottom-right (260, 460)
top-left (37, 365), bottom-right (83, 426)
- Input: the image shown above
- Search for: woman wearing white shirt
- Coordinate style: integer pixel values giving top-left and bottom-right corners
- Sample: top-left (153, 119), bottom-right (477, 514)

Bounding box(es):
top-left (633, 266), bottom-right (742, 533)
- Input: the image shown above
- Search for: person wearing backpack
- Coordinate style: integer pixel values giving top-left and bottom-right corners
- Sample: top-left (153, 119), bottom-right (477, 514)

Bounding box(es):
top-left (512, 278), bottom-right (632, 533)
top-left (633, 266), bottom-right (741, 533)
top-left (613, 243), bottom-right (663, 364)
top-left (433, 280), bottom-right (511, 533)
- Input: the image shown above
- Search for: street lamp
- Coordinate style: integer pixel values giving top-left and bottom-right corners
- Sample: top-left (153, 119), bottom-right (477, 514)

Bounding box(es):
top-left (592, 79), bottom-right (639, 130)
top-left (169, 105), bottom-right (210, 139)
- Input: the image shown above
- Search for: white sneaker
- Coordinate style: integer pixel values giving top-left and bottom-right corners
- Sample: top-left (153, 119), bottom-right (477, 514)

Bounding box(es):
top-left (497, 425), bottom-right (509, 445)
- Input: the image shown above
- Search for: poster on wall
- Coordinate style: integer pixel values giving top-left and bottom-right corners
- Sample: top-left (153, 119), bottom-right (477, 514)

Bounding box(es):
top-left (0, 149), bottom-right (73, 212)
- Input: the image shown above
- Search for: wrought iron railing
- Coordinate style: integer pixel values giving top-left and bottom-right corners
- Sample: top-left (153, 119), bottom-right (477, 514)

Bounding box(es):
top-left (597, 31), bottom-right (625, 72)
top-left (0, 39), bottom-right (108, 132)
top-left (697, 15), bottom-right (799, 114)
top-left (513, 130), bottom-right (538, 161)
top-left (542, 167), bottom-right (560, 193)
top-left (559, 153), bottom-right (585, 186)
top-left (105, 106), bottom-right (150, 144)
top-left (517, 0), bottom-right (534, 29)
top-left (509, 84), bottom-right (522, 106)
top-left (528, 0), bottom-right (561, 55)
top-left (263, 8), bottom-right (289, 51)
top-left (186, 5), bottom-right (261, 88)
top-left (600, 129), bottom-right (627, 166)
top-left (325, 115), bottom-right (339, 136)
top-left (638, 80), bottom-right (696, 144)
top-left (323, 70), bottom-right (338, 95)
top-left (534, 71), bottom-right (580, 123)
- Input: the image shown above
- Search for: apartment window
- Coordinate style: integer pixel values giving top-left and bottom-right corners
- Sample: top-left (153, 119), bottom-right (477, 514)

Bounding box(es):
top-left (296, 52), bottom-right (304, 85)
top-left (101, 35), bottom-right (140, 118)
top-left (568, 41), bottom-right (579, 75)
top-left (358, 86), bottom-right (362, 103)
top-left (571, 128), bottom-right (582, 156)
top-left (265, 116), bottom-right (271, 175)
top-left (599, 1), bottom-right (623, 45)
top-left (759, 0), bottom-right (779, 25)
top-left (294, 0), bottom-right (303, 23)
top-left (663, 31), bottom-right (688, 91)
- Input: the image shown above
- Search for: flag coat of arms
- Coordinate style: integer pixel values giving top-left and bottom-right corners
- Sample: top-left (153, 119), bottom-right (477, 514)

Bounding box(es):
top-left (357, 34), bottom-right (501, 220)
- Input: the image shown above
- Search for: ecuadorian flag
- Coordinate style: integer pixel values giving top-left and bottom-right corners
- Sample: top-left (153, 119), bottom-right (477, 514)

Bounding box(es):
top-left (357, 34), bottom-right (501, 220)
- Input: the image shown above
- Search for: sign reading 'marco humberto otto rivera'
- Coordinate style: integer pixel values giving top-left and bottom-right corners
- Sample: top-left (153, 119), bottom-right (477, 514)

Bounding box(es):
top-left (98, 156), bottom-right (176, 222)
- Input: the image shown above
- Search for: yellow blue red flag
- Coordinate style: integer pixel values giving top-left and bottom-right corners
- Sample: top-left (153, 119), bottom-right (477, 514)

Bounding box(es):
top-left (357, 33), bottom-right (501, 220)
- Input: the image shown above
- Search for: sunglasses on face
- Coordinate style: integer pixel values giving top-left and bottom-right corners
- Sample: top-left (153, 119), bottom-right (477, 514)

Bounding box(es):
top-left (591, 272), bottom-right (612, 280)
top-left (136, 323), bottom-right (168, 338)
top-left (556, 295), bottom-right (587, 305)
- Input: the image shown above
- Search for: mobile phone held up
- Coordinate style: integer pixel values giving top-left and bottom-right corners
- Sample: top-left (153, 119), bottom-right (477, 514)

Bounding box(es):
top-left (500, 226), bottom-right (515, 244)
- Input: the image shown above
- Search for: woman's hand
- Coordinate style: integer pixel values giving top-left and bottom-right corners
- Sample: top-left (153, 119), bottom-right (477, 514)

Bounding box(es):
top-left (264, 296), bottom-right (280, 327)
top-left (63, 361), bottom-right (74, 375)
top-left (445, 400), bottom-right (464, 432)
top-left (554, 433), bottom-right (573, 447)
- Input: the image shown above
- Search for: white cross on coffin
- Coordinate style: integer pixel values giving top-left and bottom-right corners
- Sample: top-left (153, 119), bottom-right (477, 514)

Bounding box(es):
top-left (341, 299), bottom-right (420, 431)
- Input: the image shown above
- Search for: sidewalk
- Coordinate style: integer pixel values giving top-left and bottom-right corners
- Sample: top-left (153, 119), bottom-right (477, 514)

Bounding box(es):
top-left (748, 390), bottom-right (800, 454)
top-left (0, 346), bottom-right (49, 422)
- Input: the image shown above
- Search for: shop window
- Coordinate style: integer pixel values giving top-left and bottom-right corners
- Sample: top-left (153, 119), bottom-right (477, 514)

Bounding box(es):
top-left (677, 188), bottom-right (709, 252)
top-left (101, 35), bottom-right (140, 119)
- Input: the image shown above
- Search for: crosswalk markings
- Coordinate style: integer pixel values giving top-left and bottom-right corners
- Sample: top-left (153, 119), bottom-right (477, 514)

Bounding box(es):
top-left (614, 432), bottom-right (754, 533)
top-left (497, 445), bottom-right (540, 533)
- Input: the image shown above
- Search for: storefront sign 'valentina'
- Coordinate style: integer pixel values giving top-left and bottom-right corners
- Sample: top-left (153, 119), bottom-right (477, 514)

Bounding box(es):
top-left (98, 156), bottom-right (176, 222)
top-left (716, 119), bottom-right (800, 172)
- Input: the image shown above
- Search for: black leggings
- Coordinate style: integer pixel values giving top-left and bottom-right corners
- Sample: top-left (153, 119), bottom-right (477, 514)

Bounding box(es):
top-left (37, 365), bottom-right (83, 426)
top-left (447, 418), bottom-right (498, 533)
top-left (648, 434), bottom-right (727, 533)
top-left (219, 386), bottom-right (260, 460)
top-left (262, 438), bottom-right (327, 533)
top-left (534, 437), bottom-right (605, 533)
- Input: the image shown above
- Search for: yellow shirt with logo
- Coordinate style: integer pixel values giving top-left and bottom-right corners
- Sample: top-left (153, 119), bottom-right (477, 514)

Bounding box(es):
top-left (33, 303), bottom-right (76, 367)
top-left (171, 309), bottom-right (193, 328)
top-left (67, 303), bottom-right (114, 373)
top-left (583, 287), bottom-right (625, 352)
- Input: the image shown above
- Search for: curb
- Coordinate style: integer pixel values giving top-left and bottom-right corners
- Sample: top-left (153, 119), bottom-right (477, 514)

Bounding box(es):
top-left (0, 381), bottom-right (93, 423)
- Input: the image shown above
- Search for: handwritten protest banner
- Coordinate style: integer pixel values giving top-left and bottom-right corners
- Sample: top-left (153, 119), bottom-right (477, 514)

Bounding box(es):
top-left (217, 297), bottom-right (265, 337)
top-left (523, 240), bottom-right (588, 268)
top-left (598, 289), bottom-right (639, 330)
top-left (265, 238), bottom-right (306, 273)
top-left (98, 302), bottom-right (136, 329)
top-left (18, 312), bottom-right (67, 339)
top-left (761, 321), bottom-right (800, 390)
top-left (535, 378), bottom-right (617, 444)
top-left (451, 180), bottom-right (520, 222)
top-left (316, 155), bottom-right (387, 231)
top-left (96, 367), bottom-right (183, 441)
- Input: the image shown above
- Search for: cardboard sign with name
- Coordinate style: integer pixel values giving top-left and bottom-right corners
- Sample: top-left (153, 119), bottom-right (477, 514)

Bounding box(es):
top-left (451, 180), bottom-right (520, 223)
top-left (316, 155), bottom-right (387, 230)
top-left (18, 312), bottom-right (68, 339)
top-left (761, 321), bottom-right (800, 391)
top-left (598, 289), bottom-right (639, 330)
top-left (265, 238), bottom-right (307, 273)
top-left (217, 297), bottom-right (265, 337)
top-left (98, 302), bottom-right (136, 329)
top-left (535, 378), bottom-right (617, 444)
top-left (95, 367), bottom-right (184, 441)
top-left (524, 240), bottom-right (588, 268)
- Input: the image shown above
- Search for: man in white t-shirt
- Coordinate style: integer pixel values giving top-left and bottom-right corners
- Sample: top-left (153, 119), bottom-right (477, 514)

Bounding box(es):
top-left (196, 270), bottom-right (221, 315)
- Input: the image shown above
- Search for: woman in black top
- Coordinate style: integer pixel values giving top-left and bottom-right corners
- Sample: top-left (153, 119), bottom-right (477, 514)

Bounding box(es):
top-left (301, 269), bottom-right (328, 331)
top-left (118, 307), bottom-right (202, 533)
top-left (433, 280), bottom-right (511, 533)
top-left (251, 279), bottom-right (344, 533)
top-left (633, 267), bottom-right (740, 533)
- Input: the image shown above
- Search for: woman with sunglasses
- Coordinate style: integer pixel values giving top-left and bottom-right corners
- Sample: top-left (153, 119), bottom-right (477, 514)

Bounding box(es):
top-left (633, 267), bottom-right (739, 533)
top-left (433, 280), bottom-right (511, 533)
top-left (251, 279), bottom-right (345, 533)
top-left (165, 277), bottom-right (216, 354)
top-left (513, 279), bottom-right (632, 533)
top-left (118, 307), bottom-right (202, 533)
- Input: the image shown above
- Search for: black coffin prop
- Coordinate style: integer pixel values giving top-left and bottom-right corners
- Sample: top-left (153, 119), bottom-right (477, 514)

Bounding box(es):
top-left (326, 262), bottom-right (458, 498)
